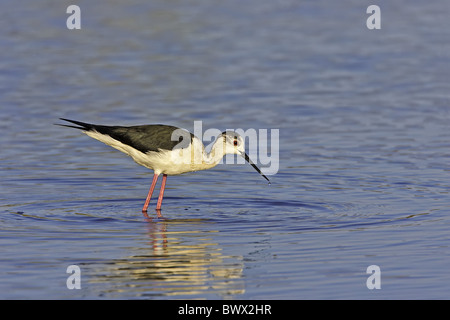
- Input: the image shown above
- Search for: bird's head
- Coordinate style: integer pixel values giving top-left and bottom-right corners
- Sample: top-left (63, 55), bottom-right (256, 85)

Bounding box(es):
top-left (220, 131), bottom-right (245, 156)
top-left (218, 131), bottom-right (270, 183)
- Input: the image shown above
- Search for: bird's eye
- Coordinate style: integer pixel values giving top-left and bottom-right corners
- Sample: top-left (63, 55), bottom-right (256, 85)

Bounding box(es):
top-left (233, 139), bottom-right (238, 146)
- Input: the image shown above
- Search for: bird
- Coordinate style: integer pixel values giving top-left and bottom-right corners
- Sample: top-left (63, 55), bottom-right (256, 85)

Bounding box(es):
top-left (57, 118), bottom-right (270, 215)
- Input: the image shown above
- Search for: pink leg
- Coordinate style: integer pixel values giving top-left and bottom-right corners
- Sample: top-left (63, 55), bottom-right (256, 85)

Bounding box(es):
top-left (156, 174), bottom-right (167, 210)
top-left (142, 174), bottom-right (159, 212)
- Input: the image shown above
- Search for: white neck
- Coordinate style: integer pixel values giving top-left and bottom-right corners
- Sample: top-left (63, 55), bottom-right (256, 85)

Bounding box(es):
top-left (203, 140), bottom-right (226, 167)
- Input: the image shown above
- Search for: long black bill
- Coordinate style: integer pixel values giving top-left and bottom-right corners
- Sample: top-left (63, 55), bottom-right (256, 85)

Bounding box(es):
top-left (242, 152), bottom-right (271, 184)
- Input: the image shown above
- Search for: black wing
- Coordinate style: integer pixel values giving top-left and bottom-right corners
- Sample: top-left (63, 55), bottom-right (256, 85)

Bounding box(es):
top-left (58, 118), bottom-right (193, 153)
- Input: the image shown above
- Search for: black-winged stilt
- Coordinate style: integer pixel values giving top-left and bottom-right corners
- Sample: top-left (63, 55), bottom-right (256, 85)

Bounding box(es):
top-left (58, 118), bottom-right (269, 215)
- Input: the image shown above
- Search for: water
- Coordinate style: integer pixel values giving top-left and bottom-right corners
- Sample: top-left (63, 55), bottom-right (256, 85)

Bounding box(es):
top-left (1, 0), bottom-right (449, 299)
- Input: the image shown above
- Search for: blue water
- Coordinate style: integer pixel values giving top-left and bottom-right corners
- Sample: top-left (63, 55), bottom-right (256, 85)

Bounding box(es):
top-left (1, 0), bottom-right (449, 299)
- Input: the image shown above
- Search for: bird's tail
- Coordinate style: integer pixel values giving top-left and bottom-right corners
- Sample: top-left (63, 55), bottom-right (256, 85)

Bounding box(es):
top-left (56, 118), bottom-right (96, 131)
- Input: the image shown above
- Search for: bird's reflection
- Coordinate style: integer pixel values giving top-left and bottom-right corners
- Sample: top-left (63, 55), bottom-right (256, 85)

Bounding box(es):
top-left (88, 212), bottom-right (245, 298)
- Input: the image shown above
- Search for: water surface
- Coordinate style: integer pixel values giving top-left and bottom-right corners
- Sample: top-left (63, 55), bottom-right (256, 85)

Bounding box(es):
top-left (1, 0), bottom-right (449, 299)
